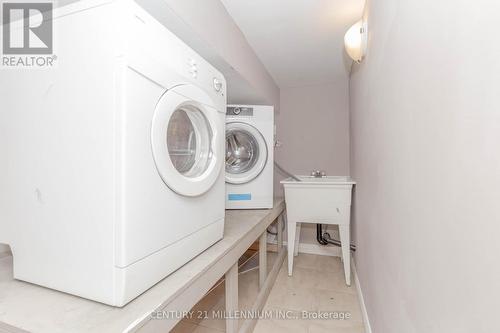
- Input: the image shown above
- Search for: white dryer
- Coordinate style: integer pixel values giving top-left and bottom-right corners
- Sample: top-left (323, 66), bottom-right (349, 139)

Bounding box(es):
top-left (0, 1), bottom-right (226, 306)
top-left (225, 105), bottom-right (274, 209)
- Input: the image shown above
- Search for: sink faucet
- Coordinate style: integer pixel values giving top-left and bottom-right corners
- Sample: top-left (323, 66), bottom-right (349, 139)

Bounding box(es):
top-left (311, 170), bottom-right (326, 178)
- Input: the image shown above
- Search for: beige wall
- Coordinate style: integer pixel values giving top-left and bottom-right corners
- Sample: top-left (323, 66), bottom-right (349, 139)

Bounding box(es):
top-left (350, 0), bottom-right (500, 332)
top-left (0, 244), bottom-right (10, 255)
top-left (275, 82), bottom-right (350, 244)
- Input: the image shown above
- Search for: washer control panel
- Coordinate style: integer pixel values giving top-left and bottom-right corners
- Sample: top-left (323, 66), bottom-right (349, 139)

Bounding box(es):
top-left (227, 106), bottom-right (253, 116)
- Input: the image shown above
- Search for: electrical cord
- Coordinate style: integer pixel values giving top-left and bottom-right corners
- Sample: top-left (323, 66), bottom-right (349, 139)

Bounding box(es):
top-left (274, 161), bottom-right (300, 181)
top-left (267, 211), bottom-right (286, 235)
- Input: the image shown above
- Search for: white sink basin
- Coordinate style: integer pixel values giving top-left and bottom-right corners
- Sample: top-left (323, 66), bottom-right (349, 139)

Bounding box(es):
top-left (280, 175), bottom-right (356, 221)
top-left (281, 176), bottom-right (356, 185)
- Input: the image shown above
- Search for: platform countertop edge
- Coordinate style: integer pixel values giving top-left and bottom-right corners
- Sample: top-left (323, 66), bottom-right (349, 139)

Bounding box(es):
top-left (0, 198), bottom-right (285, 333)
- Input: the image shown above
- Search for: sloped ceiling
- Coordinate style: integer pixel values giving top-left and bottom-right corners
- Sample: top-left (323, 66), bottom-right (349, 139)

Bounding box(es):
top-left (221, 0), bottom-right (365, 87)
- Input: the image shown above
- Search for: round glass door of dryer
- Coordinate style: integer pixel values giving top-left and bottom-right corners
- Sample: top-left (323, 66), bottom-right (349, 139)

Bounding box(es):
top-left (225, 122), bottom-right (268, 184)
top-left (166, 106), bottom-right (213, 177)
top-left (151, 85), bottom-right (223, 197)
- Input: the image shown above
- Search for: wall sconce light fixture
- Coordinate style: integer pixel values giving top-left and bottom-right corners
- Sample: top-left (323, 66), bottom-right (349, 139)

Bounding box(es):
top-left (344, 20), bottom-right (368, 63)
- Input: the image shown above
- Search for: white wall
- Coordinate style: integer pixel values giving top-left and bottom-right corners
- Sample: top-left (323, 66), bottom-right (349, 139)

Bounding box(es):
top-left (350, 0), bottom-right (500, 332)
top-left (60, 1), bottom-right (280, 107)
top-left (275, 82), bottom-right (350, 244)
top-left (147, 0), bottom-right (281, 108)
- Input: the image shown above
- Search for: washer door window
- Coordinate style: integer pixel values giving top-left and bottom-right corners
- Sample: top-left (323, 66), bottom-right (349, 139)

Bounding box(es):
top-left (152, 85), bottom-right (222, 197)
top-left (225, 122), bottom-right (268, 184)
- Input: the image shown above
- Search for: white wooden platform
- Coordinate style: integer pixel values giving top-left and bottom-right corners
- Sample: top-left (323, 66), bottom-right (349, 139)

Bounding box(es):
top-left (0, 199), bottom-right (285, 333)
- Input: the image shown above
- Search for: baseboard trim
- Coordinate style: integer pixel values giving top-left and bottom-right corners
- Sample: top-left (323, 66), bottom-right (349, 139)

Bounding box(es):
top-left (297, 242), bottom-right (342, 257)
top-left (352, 257), bottom-right (372, 333)
top-left (267, 239), bottom-right (342, 257)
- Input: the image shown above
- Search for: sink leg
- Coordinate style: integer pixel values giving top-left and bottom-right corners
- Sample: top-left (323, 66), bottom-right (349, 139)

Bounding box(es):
top-left (294, 223), bottom-right (301, 257)
top-left (287, 221), bottom-right (296, 276)
top-left (339, 224), bottom-right (351, 286)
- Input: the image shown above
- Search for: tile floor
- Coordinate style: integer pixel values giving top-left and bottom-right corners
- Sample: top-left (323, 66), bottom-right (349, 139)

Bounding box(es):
top-left (171, 253), bottom-right (364, 333)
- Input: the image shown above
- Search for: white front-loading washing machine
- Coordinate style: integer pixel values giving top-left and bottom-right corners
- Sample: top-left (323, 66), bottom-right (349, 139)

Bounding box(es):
top-left (0, 0), bottom-right (226, 306)
top-left (225, 105), bottom-right (274, 209)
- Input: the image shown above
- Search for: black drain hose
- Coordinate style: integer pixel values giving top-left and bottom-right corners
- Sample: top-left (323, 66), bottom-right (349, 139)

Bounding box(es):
top-left (316, 224), bottom-right (329, 245)
top-left (317, 224), bottom-right (356, 252)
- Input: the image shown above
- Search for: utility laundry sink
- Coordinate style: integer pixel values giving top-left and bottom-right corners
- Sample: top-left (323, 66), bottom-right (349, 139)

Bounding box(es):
top-left (281, 175), bottom-right (356, 285)
top-left (290, 175), bottom-right (355, 184)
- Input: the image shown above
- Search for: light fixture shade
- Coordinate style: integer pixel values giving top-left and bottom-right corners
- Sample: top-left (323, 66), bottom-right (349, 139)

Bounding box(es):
top-left (344, 20), bottom-right (367, 63)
